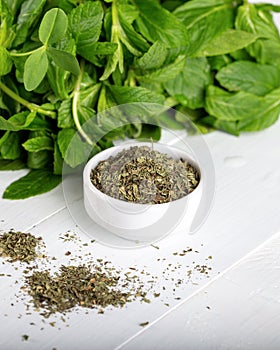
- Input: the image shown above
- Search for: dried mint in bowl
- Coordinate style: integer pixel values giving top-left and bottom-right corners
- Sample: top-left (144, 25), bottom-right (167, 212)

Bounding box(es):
top-left (90, 146), bottom-right (200, 204)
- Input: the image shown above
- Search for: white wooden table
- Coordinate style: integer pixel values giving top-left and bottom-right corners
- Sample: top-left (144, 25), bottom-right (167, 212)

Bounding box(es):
top-left (1, 115), bottom-right (280, 349)
top-left (1, 1), bottom-right (280, 347)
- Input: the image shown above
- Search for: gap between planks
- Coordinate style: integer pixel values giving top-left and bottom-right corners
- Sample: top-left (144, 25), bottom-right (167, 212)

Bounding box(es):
top-left (25, 205), bottom-right (67, 232)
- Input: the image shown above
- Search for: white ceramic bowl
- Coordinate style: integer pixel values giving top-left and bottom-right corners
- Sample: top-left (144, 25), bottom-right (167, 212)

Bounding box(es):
top-left (83, 142), bottom-right (203, 242)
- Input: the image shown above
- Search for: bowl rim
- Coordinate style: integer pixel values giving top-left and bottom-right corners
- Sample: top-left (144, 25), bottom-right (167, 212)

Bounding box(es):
top-left (83, 141), bottom-right (202, 207)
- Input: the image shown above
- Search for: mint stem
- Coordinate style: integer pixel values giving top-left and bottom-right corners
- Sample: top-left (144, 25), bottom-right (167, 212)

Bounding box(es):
top-left (9, 46), bottom-right (44, 57)
top-left (0, 81), bottom-right (56, 118)
top-left (72, 60), bottom-right (94, 146)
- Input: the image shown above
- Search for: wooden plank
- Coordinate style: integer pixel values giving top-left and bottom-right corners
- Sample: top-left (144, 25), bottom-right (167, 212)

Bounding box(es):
top-left (117, 232), bottom-right (280, 350)
top-left (0, 170), bottom-right (66, 231)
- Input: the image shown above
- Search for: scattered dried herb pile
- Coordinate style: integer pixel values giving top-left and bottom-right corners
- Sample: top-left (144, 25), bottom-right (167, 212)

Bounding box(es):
top-left (25, 264), bottom-right (142, 317)
top-left (0, 230), bottom-right (42, 263)
top-left (90, 146), bottom-right (200, 204)
top-left (0, 230), bottom-right (214, 323)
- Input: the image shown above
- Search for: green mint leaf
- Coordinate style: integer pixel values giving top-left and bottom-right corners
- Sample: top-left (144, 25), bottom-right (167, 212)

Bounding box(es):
top-left (100, 3), bottom-right (148, 81)
top-left (58, 128), bottom-right (93, 168)
top-left (216, 61), bottom-right (280, 96)
top-left (27, 150), bottom-right (52, 170)
top-left (69, 2), bottom-right (103, 59)
top-left (22, 136), bottom-right (53, 152)
top-left (204, 85), bottom-right (280, 134)
top-left (164, 57), bottom-right (212, 109)
top-left (97, 85), bottom-right (117, 112)
top-left (77, 105), bottom-right (95, 125)
top-left (0, 112), bottom-right (51, 132)
top-left (0, 159), bottom-right (26, 171)
top-left (0, 6), bottom-right (15, 48)
top-left (0, 47), bottom-right (13, 76)
top-left (107, 85), bottom-right (165, 105)
top-left (135, 42), bottom-right (167, 71)
top-left (133, 0), bottom-right (189, 49)
top-left (100, 51), bottom-right (122, 81)
top-left (47, 47), bottom-right (80, 75)
top-left (98, 86), bottom-right (167, 128)
top-left (39, 8), bottom-right (68, 45)
top-left (174, 0), bottom-right (234, 56)
top-left (235, 4), bottom-right (280, 67)
top-left (3, 170), bottom-right (61, 199)
top-left (79, 42), bottom-right (117, 64)
top-left (0, 131), bottom-right (22, 160)
top-left (100, 28), bottom-right (123, 81)
top-left (13, 0), bottom-right (47, 47)
top-left (197, 29), bottom-right (259, 57)
top-left (254, 4), bottom-right (280, 12)
top-left (205, 85), bottom-right (262, 122)
top-left (238, 87), bottom-right (280, 132)
top-left (79, 83), bottom-right (101, 109)
top-left (57, 128), bottom-right (76, 159)
top-left (1, 0), bottom-right (19, 19)
top-left (58, 99), bottom-right (75, 128)
top-left (0, 111), bottom-right (34, 131)
top-left (118, 7), bottom-right (149, 54)
top-left (136, 55), bottom-right (186, 83)
top-left (118, 4), bottom-right (139, 24)
top-left (201, 116), bottom-right (240, 136)
top-left (53, 141), bottom-right (63, 175)
top-left (12, 55), bottom-right (27, 83)
top-left (156, 111), bottom-right (185, 130)
top-left (23, 49), bottom-right (48, 91)
top-left (0, 6), bottom-right (15, 46)
top-left (46, 31), bottom-right (76, 100)
top-left (74, 43), bottom-right (117, 67)
top-left (0, 131), bottom-right (10, 149)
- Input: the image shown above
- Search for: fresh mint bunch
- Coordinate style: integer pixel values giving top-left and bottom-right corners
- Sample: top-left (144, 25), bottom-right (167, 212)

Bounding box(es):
top-left (0, 0), bottom-right (280, 199)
